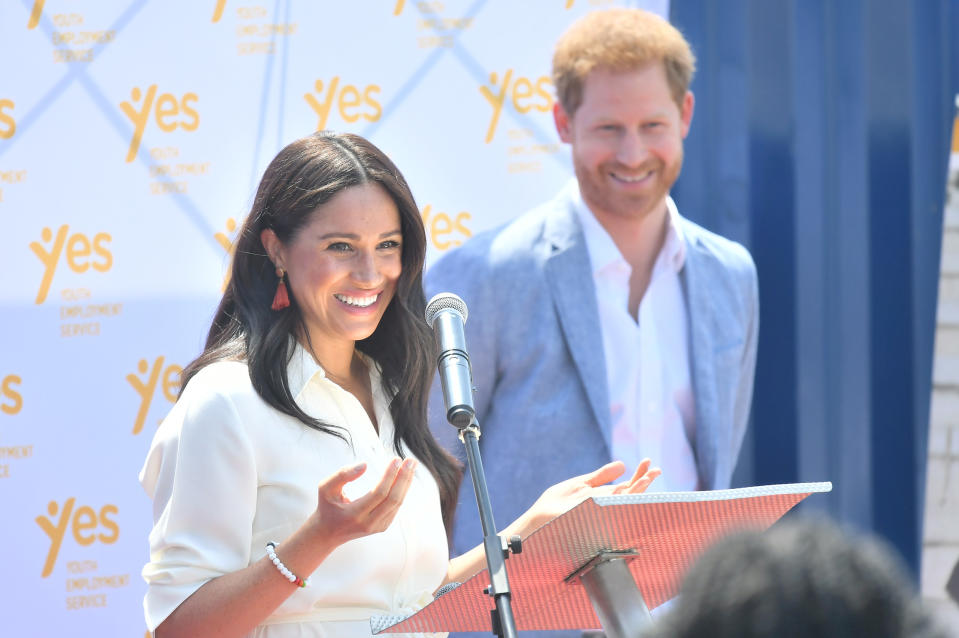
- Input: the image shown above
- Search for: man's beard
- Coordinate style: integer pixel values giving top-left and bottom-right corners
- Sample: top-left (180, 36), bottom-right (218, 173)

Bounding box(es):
top-left (575, 154), bottom-right (683, 221)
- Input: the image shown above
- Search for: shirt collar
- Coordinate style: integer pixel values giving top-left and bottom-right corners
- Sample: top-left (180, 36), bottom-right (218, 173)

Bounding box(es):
top-left (662, 196), bottom-right (687, 274)
top-left (573, 181), bottom-right (624, 275)
top-left (285, 339), bottom-right (382, 400)
top-left (286, 339), bottom-right (326, 399)
top-left (572, 180), bottom-right (687, 276)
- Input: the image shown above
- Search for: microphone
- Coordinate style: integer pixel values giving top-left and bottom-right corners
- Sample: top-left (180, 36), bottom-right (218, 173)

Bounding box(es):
top-left (425, 293), bottom-right (475, 429)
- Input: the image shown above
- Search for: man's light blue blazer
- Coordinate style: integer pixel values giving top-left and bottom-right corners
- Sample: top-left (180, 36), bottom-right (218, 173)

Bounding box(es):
top-left (426, 183), bottom-right (759, 577)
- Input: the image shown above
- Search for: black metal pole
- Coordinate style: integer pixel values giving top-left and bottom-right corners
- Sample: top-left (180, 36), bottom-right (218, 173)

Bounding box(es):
top-left (426, 294), bottom-right (518, 636)
top-left (459, 419), bottom-right (518, 638)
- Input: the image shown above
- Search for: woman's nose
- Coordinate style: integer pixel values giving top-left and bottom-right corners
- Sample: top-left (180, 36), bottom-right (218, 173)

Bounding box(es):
top-left (351, 251), bottom-right (381, 284)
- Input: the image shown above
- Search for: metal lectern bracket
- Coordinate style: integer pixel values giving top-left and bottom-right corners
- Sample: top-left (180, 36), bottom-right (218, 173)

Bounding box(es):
top-left (565, 549), bottom-right (650, 638)
top-left (564, 549), bottom-right (640, 584)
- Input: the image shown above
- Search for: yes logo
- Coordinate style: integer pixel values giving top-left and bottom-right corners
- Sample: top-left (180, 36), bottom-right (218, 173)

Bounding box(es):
top-left (36, 498), bottom-right (119, 578)
top-left (393, 0), bottom-right (446, 16)
top-left (394, 1), bottom-right (444, 14)
top-left (212, 0), bottom-right (227, 22)
top-left (0, 99), bottom-right (15, 139)
top-left (304, 78), bottom-right (382, 131)
top-left (127, 357), bottom-right (181, 435)
top-left (564, 0), bottom-right (614, 8)
top-left (29, 225), bottom-right (113, 305)
top-left (27, 0), bottom-right (44, 28)
top-left (120, 86), bottom-right (199, 162)
top-left (1, 374), bottom-right (23, 415)
top-left (421, 205), bottom-right (471, 251)
top-left (480, 70), bottom-right (553, 143)
top-left (215, 218), bottom-right (239, 291)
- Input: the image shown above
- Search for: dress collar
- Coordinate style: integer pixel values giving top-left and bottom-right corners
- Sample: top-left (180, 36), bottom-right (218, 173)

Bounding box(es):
top-left (286, 339), bottom-right (326, 399)
top-left (285, 339), bottom-right (382, 401)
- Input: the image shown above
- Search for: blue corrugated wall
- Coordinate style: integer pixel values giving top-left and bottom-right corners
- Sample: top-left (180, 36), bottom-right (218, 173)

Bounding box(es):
top-left (670, 0), bottom-right (959, 576)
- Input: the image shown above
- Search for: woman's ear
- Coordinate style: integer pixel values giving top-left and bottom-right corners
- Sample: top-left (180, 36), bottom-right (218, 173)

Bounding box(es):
top-left (260, 228), bottom-right (283, 268)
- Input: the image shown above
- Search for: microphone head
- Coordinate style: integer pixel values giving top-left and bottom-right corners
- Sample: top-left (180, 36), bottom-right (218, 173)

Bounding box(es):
top-left (425, 292), bottom-right (468, 327)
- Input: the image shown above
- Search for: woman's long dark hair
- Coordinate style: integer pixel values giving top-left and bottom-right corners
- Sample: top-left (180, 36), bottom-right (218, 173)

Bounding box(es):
top-left (180, 131), bottom-right (461, 530)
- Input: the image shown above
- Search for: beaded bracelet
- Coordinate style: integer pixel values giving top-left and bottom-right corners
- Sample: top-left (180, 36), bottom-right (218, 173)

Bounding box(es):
top-left (265, 542), bottom-right (310, 588)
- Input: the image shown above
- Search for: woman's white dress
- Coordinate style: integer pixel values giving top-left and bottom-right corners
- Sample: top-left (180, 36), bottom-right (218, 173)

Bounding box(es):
top-left (140, 345), bottom-right (448, 637)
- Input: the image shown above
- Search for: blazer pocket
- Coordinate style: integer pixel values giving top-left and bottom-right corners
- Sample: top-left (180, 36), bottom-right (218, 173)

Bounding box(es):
top-left (713, 338), bottom-right (744, 357)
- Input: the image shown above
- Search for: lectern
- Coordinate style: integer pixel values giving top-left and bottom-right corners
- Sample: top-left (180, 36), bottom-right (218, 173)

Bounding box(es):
top-left (372, 482), bottom-right (832, 637)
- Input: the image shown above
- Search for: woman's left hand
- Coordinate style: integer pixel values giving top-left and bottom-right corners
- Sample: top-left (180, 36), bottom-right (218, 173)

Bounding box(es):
top-left (608, 458), bottom-right (662, 495)
top-left (447, 460), bottom-right (662, 587)
top-left (517, 459), bottom-right (662, 533)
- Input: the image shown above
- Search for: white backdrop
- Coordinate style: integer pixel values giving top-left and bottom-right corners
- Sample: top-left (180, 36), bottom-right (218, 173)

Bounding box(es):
top-left (0, 1), bottom-right (667, 634)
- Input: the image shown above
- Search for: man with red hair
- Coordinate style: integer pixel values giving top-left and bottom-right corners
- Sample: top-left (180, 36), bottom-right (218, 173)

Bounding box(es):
top-left (428, 13), bottom-right (759, 634)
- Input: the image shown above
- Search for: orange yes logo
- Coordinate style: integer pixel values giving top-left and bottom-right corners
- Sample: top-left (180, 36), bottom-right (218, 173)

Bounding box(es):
top-left (212, 0), bottom-right (227, 22)
top-left (36, 498), bottom-right (119, 578)
top-left (564, 1), bottom-right (615, 8)
top-left (215, 218), bottom-right (239, 291)
top-left (421, 205), bottom-right (471, 251)
top-left (120, 85), bottom-right (199, 162)
top-left (0, 99), bottom-right (15, 139)
top-left (304, 78), bottom-right (382, 131)
top-left (1, 374), bottom-right (23, 415)
top-left (29, 225), bottom-right (113, 305)
top-left (480, 70), bottom-right (553, 143)
top-left (394, 1), bottom-right (444, 15)
top-left (127, 357), bottom-right (181, 435)
top-left (27, 0), bottom-right (45, 28)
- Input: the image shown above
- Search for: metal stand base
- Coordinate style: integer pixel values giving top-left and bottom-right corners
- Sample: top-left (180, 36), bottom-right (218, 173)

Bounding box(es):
top-left (576, 551), bottom-right (652, 638)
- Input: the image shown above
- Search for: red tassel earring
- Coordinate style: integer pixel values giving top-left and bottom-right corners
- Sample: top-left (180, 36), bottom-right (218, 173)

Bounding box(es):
top-left (271, 267), bottom-right (290, 311)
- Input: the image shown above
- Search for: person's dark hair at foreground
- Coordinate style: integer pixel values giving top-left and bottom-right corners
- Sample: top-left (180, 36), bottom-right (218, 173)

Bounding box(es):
top-left (646, 517), bottom-right (948, 638)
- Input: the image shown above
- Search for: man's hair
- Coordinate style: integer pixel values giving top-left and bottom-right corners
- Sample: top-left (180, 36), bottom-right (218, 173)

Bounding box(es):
top-left (645, 517), bottom-right (947, 638)
top-left (552, 8), bottom-right (696, 115)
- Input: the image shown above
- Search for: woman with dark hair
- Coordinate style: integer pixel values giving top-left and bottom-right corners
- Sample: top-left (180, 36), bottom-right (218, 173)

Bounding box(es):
top-left (140, 131), bottom-right (660, 638)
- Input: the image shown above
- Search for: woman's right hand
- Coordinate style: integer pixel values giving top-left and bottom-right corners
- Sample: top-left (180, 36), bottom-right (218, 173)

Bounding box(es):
top-left (152, 458), bottom-right (417, 638)
top-left (311, 457), bottom-right (417, 547)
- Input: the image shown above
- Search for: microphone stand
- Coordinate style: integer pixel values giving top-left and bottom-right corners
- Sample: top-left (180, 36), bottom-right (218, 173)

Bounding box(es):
top-left (454, 415), bottom-right (520, 638)
top-left (428, 293), bottom-right (518, 637)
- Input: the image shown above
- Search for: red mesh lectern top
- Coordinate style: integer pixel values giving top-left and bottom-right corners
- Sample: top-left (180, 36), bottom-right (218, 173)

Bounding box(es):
top-left (372, 482), bottom-right (831, 634)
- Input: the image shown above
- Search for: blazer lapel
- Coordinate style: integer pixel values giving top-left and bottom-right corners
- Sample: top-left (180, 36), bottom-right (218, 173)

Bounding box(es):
top-left (542, 193), bottom-right (612, 453)
top-left (682, 225), bottom-right (740, 490)
top-left (683, 243), bottom-right (718, 489)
